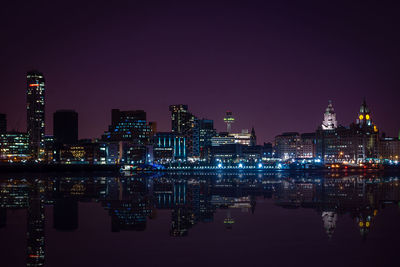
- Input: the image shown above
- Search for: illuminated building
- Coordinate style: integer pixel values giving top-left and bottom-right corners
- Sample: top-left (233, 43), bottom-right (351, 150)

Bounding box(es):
top-left (169, 105), bottom-right (199, 157)
top-left (211, 133), bottom-right (235, 147)
top-left (0, 113), bottom-right (6, 133)
top-left (102, 109), bottom-right (154, 145)
top-left (223, 111), bottom-right (235, 133)
top-left (321, 100), bottom-right (337, 130)
top-left (274, 132), bottom-right (300, 159)
top-left (53, 110), bottom-right (78, 145)
top-left (26, 70), bottom-right (46, 160)
top-left (0, 132), bottom-right (30, 161)
top-left (379, 137), bottom-right (400, 161)
top-left (316, 99), bottom-right (379, 163)
top-left (60, 142), bottom-right (101, 164)
top-left (229, 129), bottom-right (252, 146)
top-left (198, 119), bottom-right (216, 159)
top-left (153, 132), bottom-right (186, 162)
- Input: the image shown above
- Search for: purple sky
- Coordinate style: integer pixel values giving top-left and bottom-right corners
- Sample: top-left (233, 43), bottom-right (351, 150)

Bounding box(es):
top-left (1, 0), bottom-right (400, 142)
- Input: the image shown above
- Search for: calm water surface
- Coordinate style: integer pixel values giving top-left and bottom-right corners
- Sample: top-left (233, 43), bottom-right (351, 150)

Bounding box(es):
top-left (1, 172), bottom-right (400, 267)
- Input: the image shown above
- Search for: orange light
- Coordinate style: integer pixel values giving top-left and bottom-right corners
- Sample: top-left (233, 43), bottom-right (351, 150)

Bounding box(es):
top-left (29, 84), bottom-right (39, 87)
top-left (359, 114), bottom-right (364, 120)
top-left (29, 255), bottom-right (40, 258)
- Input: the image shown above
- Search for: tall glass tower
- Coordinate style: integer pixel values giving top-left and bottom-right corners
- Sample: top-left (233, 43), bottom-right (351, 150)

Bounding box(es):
top-left (26, 70), bottom-right (45, 160)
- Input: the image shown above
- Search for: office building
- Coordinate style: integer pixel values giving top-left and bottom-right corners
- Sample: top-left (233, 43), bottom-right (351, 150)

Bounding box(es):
top-left (53, 110), bottom-right (78, 145)
top-left (26, 70), bottom-right (45, 160)
top-left (169, 105), bottom-right (199, 157)
top-left (0, 132), bottom-right (30, 161)
top-left (102, 109), bottom-right (154, 144)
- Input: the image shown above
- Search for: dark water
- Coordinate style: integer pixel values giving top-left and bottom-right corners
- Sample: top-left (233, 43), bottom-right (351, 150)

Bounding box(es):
top-left (1, 172), bottom-right (400, 267)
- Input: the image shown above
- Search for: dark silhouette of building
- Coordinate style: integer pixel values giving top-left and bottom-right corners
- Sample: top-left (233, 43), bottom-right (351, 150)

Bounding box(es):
top-left (0, 113), bottom-right (6, 133)
top-left (102, 109), bottom-right (154, 144)
top-left (26, 70), bottom-right (45, 160)
top-left (53, 110), bottom-right (78, 145)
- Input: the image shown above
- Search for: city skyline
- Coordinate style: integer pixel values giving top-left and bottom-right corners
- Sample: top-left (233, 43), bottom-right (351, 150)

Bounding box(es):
top-left (1, 0), bottom-right (400, 142)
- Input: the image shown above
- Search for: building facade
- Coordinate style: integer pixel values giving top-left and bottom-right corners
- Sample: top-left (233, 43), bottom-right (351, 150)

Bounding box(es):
top-left (26, 71), bottom-right (46, 160)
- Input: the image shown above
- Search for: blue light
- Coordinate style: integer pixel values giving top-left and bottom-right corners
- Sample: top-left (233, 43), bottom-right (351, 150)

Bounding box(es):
top-left (258, 163), bottom-right (262, 168)
top-left (218, 163), bottom-right (222, 168)
top-left (239, 163), bottom-right (243, 168)
top-left (277, 163), bottom-right (282, 169)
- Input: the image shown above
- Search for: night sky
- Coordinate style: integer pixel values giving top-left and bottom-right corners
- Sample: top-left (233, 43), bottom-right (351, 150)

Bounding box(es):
top-left (1, 0), bottom-right (400, 142)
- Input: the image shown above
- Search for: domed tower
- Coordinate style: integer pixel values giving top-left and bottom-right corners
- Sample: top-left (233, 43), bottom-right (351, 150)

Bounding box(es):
top-left (321, 100), bottom-right (338, 130)
top-left (357, 98), bottom-right (372, 126)
top-left (322, 211), bottom-right (337, 239)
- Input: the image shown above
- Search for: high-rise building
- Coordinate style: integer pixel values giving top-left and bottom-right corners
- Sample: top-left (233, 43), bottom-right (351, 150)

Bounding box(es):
top-left (321, 100), bottom-right (337, 130)
top-left (53, 110), bottom-right (78, 145)
top-left (198, 119), bottom-right (216, 159)
top-left (169, 105), bottom-right (198, 157)
top-left (0, 113), bottom-right (6, 133)
top-left (102, 109), bottom-right (154, 144)
top-left (26, 70), bottom-right (45, 160)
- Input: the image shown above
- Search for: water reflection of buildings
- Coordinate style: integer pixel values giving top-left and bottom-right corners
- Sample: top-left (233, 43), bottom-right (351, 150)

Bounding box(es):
top-left (273, 175), bottom-right (400, 240)
top-left (1, 172), bottom-right (399, 261)
top-left (27, 181), bottom-right (45, 267)
top-left (102, 177), bottom-right (153, 232)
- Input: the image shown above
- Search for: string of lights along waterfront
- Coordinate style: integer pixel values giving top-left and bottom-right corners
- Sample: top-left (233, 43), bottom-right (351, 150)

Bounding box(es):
top-left (0, 71), bottom-right (399, 171)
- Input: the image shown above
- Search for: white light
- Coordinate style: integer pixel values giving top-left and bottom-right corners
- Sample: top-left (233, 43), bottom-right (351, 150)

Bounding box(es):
top-left (218, 163), bottom-right (222, 168)
top-left (239, 163), bottom-right (243, 168)
top-left (258, 163), bottom-right (262, 168)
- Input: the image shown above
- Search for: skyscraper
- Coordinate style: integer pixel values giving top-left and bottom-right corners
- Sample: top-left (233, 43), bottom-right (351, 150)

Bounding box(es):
top-left (26, 71), bottom-right (45, 160)
top-left (53, 110), bottom-right (78, 145)
top-left (0, 113), bottom-right (6, 133)
top-left (169, 105), bottom-right (198, 157)
top-left (102, 109), bottom-right (154, 144)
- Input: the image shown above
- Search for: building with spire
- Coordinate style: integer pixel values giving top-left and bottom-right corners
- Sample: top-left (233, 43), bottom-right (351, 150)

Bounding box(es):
top-left (321, 100), bottom-right (337, 130)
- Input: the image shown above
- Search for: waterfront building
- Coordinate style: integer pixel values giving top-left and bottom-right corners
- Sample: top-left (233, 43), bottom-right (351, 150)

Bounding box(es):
top-left (169, 105), bottom-right (199, 157)
top-left (26, 71), bottom-right (46, 160)
top-left (0, 132), bottom-right (30, 161)
top-left (198, 119), bottom-right (217, 159)
top-left (321, 101), bottom-right (338, 130)
top-left (53, 110), bottom-right (78, 145)
top-left (211, 132), bottom-right (235, 147)
top-left (274, 132), bottom-right (300, 159)
top-left (379, 137), bottom-right (400, 161)
top-left (0, 113), bottom-right (6, 133)
top-left (102, 109), bottom-right (154, 145)
top-left (316, 99), bottom-right (379, 163)
top-left (59, 142), bottom-right (101, 164)
top-left (153, 132), bottom-right (186, 162)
